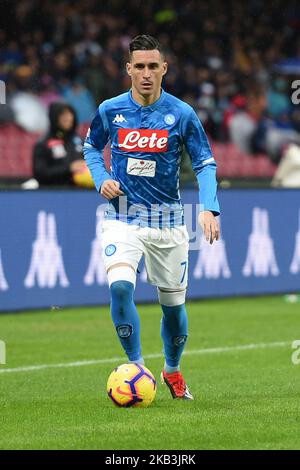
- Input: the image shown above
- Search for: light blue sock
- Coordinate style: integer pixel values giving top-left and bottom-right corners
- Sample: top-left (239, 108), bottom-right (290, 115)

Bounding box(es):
top-left (110, 280), bottom-right (143, 362)
top-left (161, 303), bottom-right (188, 370)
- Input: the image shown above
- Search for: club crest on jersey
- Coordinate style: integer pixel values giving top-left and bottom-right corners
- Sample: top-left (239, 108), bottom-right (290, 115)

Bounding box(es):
top-left (164, 114), bottom-right (176, 125)
top-left (118, 129), bottom-right (168, 152)
top-left (113, 114), bottom-right (127, 123)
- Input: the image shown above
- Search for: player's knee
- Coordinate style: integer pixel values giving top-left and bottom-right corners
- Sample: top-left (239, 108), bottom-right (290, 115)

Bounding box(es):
top-left (107, 264), bottom-right (136, 287)
top-left (157, 287), bottom-right (186, 306)
top-left (110, 280), bottom-right (134, 303)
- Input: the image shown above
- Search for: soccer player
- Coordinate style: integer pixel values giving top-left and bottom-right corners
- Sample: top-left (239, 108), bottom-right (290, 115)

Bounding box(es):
top-left (83, 35), bottom-right (220, 400)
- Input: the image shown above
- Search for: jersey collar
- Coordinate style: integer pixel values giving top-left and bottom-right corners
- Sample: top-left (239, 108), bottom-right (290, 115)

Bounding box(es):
top-left (128, 88), bottom-right (166, 110)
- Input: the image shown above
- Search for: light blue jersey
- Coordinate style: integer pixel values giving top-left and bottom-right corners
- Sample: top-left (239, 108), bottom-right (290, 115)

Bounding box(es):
top-left (83, 89), bottom-right (220, 227)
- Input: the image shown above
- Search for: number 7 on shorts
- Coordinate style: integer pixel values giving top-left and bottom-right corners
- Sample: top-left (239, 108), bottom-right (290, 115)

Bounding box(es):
top-left (180, 261), bottom-right (187, 284)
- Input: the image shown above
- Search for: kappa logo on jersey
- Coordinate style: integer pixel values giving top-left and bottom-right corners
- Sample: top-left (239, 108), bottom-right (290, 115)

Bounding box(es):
top-left (113, 114), bottom-right (127, 123)
top-left (118, 129), bottom-right (168, 152)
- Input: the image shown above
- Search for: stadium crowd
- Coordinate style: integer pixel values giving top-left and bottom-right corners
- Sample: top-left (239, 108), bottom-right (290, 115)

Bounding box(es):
top-left (1, 0), bottom-right (300, 165)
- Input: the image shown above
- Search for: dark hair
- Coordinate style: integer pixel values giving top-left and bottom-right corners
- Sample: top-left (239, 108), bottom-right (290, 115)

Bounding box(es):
top-left (129, 35), bottom-right (164, 59)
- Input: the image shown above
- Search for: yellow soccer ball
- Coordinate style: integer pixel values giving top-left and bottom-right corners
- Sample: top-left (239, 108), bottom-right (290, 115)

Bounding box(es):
top-left (72, 163), bottom-right (94, 188)
top-left (107, 363), bottom-right (156, 407)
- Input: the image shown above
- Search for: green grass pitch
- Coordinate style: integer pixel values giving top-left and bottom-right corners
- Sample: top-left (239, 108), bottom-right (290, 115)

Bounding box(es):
top-left (0, 295), bottom-right (299, 450)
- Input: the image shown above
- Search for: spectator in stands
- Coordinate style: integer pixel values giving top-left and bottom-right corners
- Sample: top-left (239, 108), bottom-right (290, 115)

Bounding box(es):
top-left (33, 102), bottom-right (85, 186)
top-left (1, 0), bottom-right (300, 179)
top-left (227, 87), bottom-right (267, 154)
top-left (10, 91), bottom-right (49, 133)
top-left (0, 105), bottom-right (14, 126)
top-left (251, 83), bottom-right (300, 163)
top-left (267, 76), bottom-right (291, 119)
top-left (81, 53), bottom-right (107, 104)
top-left (8, 65), bottom-right (49, 133)
top-left (38, 74), bottom-right (62, 109)
top-left (62, 79), bottom-right (96, 123)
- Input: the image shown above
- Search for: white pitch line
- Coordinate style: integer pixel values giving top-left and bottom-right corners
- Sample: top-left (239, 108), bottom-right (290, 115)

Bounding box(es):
top-left (0, 341), bottom-right (290, 375)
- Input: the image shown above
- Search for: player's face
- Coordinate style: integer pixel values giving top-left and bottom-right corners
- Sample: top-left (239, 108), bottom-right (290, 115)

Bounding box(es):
top-left (126, 50), bottom-right (167, 99)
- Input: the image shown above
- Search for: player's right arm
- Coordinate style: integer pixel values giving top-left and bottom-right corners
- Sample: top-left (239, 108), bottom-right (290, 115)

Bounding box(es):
top-left (181, 107), bottom-right (220, 244)
top-left (83, 103), bottom-right (123, 199)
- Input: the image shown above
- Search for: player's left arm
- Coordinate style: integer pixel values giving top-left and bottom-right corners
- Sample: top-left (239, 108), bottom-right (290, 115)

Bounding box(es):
top-left (182, 108), bottom-right (220, 244)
